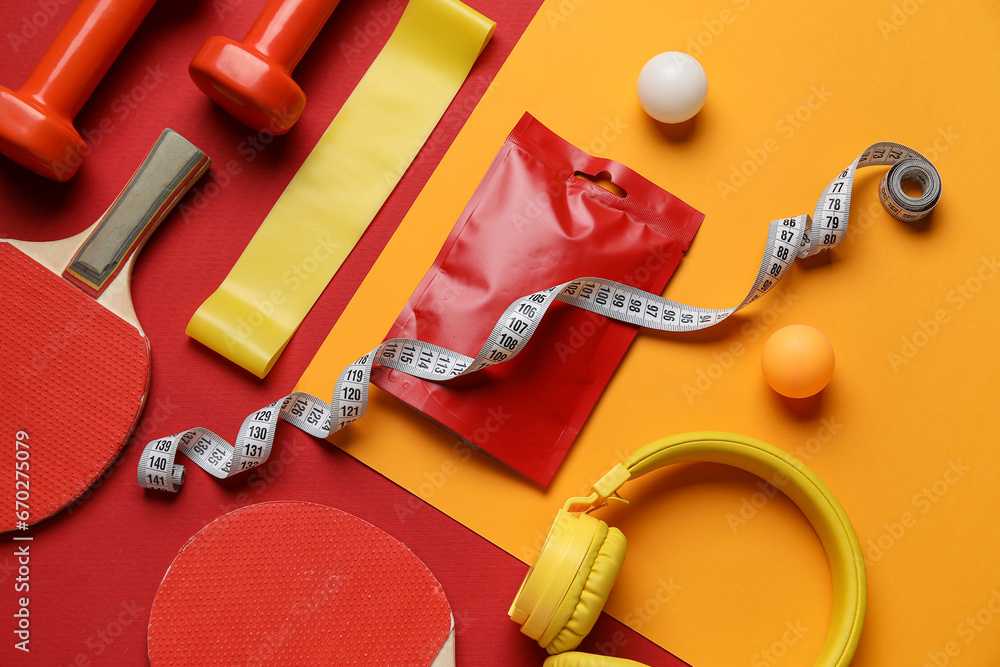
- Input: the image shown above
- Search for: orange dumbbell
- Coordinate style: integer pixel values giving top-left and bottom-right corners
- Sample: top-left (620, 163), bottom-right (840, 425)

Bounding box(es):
top-left (189, 0), bottom-right (343, 135)
top-left (0, 0), bottom-right (158, 181)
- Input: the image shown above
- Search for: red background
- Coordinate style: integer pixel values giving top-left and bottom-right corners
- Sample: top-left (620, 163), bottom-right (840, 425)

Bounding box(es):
top-left (0, 1), bottom-right (686, 665)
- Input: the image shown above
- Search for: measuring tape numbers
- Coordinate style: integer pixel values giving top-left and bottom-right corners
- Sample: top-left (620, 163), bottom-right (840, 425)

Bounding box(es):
top-left (138, 142), bottom-right (941, 492)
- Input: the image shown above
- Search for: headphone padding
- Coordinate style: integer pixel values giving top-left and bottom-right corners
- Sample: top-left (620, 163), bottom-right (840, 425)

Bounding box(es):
top-left (543, 651), bottom-right (650, 667)
top-left (544, 524), bottom-right (627, 655)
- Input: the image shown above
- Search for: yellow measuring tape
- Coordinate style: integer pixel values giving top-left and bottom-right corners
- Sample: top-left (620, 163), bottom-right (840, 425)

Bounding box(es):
top-left (187, 0), bottom-right (496, 377)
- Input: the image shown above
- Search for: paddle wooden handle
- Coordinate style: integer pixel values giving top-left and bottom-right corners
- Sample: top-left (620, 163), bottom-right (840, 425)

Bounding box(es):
top-left (63, 129), bottom-right (210, 297)
top-left (189, 0), bottom-right (343, 134)
top-left (0, 0), bottom-right (158, 181)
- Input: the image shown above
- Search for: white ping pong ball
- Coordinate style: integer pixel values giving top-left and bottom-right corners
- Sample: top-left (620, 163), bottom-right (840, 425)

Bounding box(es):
top-left (637, 52), bottom-right (708, 124)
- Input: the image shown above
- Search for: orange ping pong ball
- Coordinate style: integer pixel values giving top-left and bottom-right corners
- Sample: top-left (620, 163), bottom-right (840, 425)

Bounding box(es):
top-left (760, 325), bottom-right (835, 398)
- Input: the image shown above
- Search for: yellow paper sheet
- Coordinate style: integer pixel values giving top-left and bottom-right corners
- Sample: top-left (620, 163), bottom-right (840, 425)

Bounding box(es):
top-left (297, 1), bottom-right (1000, 664)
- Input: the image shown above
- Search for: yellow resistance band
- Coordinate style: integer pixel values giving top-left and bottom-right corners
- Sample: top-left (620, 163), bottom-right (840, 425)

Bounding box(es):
top-left (187, 0), bottom-right (496, 377)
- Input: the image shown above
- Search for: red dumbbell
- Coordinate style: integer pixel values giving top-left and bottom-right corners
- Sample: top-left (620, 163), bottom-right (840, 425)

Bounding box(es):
top-left (189, 0), bottom-right (343, 135)
top-left (0, 0), bottom-right (158, 181)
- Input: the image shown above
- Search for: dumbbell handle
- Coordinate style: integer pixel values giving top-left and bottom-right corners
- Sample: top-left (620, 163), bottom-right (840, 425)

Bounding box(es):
top-left (243, 0), bottom-right (342, 74)
top-left (19, 0), bottom-right (158, 121)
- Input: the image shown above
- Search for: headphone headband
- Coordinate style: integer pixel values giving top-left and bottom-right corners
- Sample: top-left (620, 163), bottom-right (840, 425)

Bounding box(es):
top-left (523, 432), bottom-right (867, 667)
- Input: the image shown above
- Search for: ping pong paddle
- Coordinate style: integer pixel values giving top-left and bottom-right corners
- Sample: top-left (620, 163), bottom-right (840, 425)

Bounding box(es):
top-left (1, 129), bottom-right (210, 532)
top-left (148, 501), bottom-right (455, 666)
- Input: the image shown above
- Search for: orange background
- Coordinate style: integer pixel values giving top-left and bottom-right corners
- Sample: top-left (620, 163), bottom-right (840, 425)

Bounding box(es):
top-left (299, 0), bottom-right (1000, 664)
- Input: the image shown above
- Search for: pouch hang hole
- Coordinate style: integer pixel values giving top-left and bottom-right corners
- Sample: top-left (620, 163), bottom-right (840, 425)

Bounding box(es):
top-left (574, 170), bottom-right (627, 198)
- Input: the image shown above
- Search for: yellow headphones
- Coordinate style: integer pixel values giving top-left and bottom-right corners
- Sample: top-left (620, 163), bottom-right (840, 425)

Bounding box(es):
top-left (509, 432), bottom-right (867, 667)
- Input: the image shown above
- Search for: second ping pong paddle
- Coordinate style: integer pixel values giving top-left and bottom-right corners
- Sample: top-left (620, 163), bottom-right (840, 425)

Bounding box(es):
top-left (148, 501), bottom-right (455, 666)
top-left (1, 129), bottom-right (210, 532)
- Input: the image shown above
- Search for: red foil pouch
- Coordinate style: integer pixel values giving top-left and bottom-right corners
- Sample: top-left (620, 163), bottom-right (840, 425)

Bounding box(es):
top-left (372, 113), bottom-right (703, 486)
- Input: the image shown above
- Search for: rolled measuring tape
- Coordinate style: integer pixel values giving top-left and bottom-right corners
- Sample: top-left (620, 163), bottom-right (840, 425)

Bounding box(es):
top-left (138, 142), bottom-right (941, 492)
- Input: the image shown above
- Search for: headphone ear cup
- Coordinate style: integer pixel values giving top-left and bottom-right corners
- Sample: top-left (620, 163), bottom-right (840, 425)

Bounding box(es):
top-left (543, 523), bottom-right (627, 655)
top-left (543, 652), bottom-right (651, 667)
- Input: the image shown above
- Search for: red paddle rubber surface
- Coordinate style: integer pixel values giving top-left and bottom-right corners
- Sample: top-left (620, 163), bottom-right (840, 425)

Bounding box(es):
top-left (148, 501), bottom-right (454, 666)
top-left (0, 243), bottom-right (148, 532)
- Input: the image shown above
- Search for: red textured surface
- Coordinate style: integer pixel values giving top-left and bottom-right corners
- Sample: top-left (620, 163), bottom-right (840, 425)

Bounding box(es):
top-left (148, 502), bottom-right (452, 666)
top-left (0, 243), bottom-right (148, 532)
top-left (0, 1), bottom-right (686, 665)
